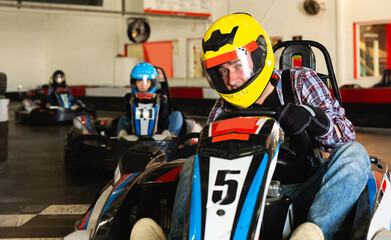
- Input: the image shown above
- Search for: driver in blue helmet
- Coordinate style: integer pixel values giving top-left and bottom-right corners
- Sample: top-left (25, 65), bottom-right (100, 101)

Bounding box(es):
top-left (116, 62), bottom-right (184, 138)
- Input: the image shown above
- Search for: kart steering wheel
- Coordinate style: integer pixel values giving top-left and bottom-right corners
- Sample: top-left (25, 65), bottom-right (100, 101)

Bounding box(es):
top-left (175, 132), bottom-right (200, 147)
top-left (217, 108), bottom-right (311, 184)
top-left (216, 108), bottom-right (276, 120)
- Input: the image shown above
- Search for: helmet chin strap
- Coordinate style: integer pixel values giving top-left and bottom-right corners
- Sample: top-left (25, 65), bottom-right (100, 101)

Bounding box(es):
top-left (254, 71), bottom-right (279, 105)
top-left (269, 72), bottom-right (280, 87)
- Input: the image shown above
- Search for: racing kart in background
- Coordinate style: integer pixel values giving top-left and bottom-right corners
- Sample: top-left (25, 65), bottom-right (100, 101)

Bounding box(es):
top-left (64, 67), bottom-right (202, 172)
top-left (63, 40), bottom-right (391, 240)
top-left (14, 84), bottom-right (95, 124)
top-left (63, 108), bottom-right (391, 240)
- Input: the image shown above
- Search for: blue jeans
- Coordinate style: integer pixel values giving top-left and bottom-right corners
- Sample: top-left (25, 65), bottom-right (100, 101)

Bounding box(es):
top-left (169, 142), bottom-right (370, 240)
top-left (167, 111), bottom-right (184, 136)
top-left (116, 116), bottom-right (132, 135)
top-left (116, 111), bottom-right (184, 136)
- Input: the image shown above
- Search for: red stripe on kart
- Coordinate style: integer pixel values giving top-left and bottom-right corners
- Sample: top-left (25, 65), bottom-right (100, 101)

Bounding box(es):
top-left (212, 133), bottom-right (249, 143)
top-left (154, 166), bottom-right (182, 182)
top-left (374, 171), bottom-right (383, 189)
top-left (114, 173), bottom-right (132, 190)
top-left (382, 179), bottom-right (387, 193)
top-left (99, 119), bottom-right (108, 126)
top-left (211, 117), bottom-right (262, 136)
top-left (79, 209), bottom-right (92, 230)
top-left (136, 92), bottom-right (156, 99)
top-left (56, 88), bottom-right (68, 93)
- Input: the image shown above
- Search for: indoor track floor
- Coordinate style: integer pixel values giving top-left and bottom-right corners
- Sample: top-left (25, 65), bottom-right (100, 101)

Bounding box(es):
top-left (1, 100), bottom-right (391, 239)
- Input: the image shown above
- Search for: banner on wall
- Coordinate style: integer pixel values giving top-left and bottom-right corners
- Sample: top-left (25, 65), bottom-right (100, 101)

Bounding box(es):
top-left (188, 39), bottom-right (203, 78)
top-left (142, 41), bottom-right (173, 78)
top-left (144, 0), bottom-right (211, 17)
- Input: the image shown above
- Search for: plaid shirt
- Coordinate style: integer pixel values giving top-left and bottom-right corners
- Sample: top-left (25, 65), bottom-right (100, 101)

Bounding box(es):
top-left (207, 67), bottom-right (355, 153)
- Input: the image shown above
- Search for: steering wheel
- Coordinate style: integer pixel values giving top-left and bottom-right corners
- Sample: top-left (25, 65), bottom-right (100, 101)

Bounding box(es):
top-left (175, 132), bottom-right (200, 147)
top-left (216, 107), bottom-right (276, 120)
top-left (217, 108), bottom-right (311, 183)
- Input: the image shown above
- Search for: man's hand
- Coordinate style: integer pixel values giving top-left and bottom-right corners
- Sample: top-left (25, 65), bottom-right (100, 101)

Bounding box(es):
top-left (276, 103), bottom-right (330, 137)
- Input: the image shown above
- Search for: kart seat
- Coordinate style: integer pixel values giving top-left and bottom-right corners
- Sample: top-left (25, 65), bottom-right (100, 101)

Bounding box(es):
top-left (134, 181), bottom-right (177, 233)
top-left (272, 40), bottom-right (342, 184)
top-left (278, 44), bottom-right (316, 72)
top-left (155, 66), bottom-right (176, 112)
top-left (107, 159), bottom-right (184, 239)
top-left (273, 40), bottom-right (342, 105)
top-left (373, 68), bottom-right (391, 88)
top-left (106, 180), bottom-right (177, 239)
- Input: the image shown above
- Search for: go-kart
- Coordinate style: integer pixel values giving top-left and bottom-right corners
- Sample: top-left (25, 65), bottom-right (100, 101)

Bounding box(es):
top-left (63, 107), bottom-right (391, 240)
top-left (64, 93), bottom-right (201, 172)
top-left (14, 85), bottom-right (94, 124)
top-left (63, 40), bottom-right (391, 240)
top-left (64, 66), bottom-right (202, 172)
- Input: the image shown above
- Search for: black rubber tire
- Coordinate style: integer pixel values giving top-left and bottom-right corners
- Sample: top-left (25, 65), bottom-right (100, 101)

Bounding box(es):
top-left (0, 72), bottom-right (7, 95)
top-left (0, 121), bottom-right (8, 162)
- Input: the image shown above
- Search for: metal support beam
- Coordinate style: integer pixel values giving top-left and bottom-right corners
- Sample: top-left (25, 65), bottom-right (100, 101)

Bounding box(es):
top-left (0, 1), bottom-right (210, 20)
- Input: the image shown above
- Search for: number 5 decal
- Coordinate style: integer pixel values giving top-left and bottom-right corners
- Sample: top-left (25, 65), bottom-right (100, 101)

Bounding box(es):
top-left (212, 170), bottom-right (240, 205)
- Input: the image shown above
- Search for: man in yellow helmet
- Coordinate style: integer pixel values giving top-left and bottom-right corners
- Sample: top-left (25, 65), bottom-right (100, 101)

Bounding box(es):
top-left (203, 13), bottom-right (369, 240)
top-left (130, 13), bottom-right (370, 240)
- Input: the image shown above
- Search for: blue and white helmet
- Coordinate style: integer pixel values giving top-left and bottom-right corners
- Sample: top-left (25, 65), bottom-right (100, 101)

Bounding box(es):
top-left (130, 62), bottom-right (158, 93)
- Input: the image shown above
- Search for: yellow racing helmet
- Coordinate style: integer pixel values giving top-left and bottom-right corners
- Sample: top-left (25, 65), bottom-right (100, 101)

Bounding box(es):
top-left (201, 13), bottom-right (275, 108)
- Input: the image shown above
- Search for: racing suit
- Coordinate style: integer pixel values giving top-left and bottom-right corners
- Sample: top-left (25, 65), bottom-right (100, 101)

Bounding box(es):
top-left (46, 86), bottom-right (78, 108)
top-left (116, 89), bottom-right (184, 136)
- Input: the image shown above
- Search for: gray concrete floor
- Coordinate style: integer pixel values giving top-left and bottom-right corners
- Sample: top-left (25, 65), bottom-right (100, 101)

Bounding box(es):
top-left (0, 100), bottom-right (391, 238)
top-left (0, 101), bottom-right (112, 238)
top-left (355, 127), bottom-right (391, 165)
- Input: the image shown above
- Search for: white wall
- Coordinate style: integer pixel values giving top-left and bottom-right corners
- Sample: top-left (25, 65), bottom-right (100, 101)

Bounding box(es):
top-left (229, 0), bottom-right (391, 88)
top-left (0, 7), bottom-right (123, 90)
top-left (2, 0), bottom-right (391, 91)
top-left (48, 13), bottom-right (120, 86)
top-left (338, 0), bottom-right (391, 88)
top-left (203, 0), bottom-right (335, 78)
top-left (0, 1), bottom-right (210, 91)
top-left (0, 10), bottom-right (49, 89)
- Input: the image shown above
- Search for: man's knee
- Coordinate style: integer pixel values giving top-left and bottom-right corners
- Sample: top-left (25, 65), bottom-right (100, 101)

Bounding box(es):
top-left (347, 142), bottom-right (370, 165)
top-left (333, 141), bottom-right (370, 174)
top-left (169, 111), bottom-right (183, 122)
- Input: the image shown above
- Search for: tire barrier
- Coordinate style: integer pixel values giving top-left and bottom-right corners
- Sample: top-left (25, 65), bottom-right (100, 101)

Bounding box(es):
top-left (0, 72), bottom-right (8, 162)
top-left (0, 72), bottom-right (6, 95)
